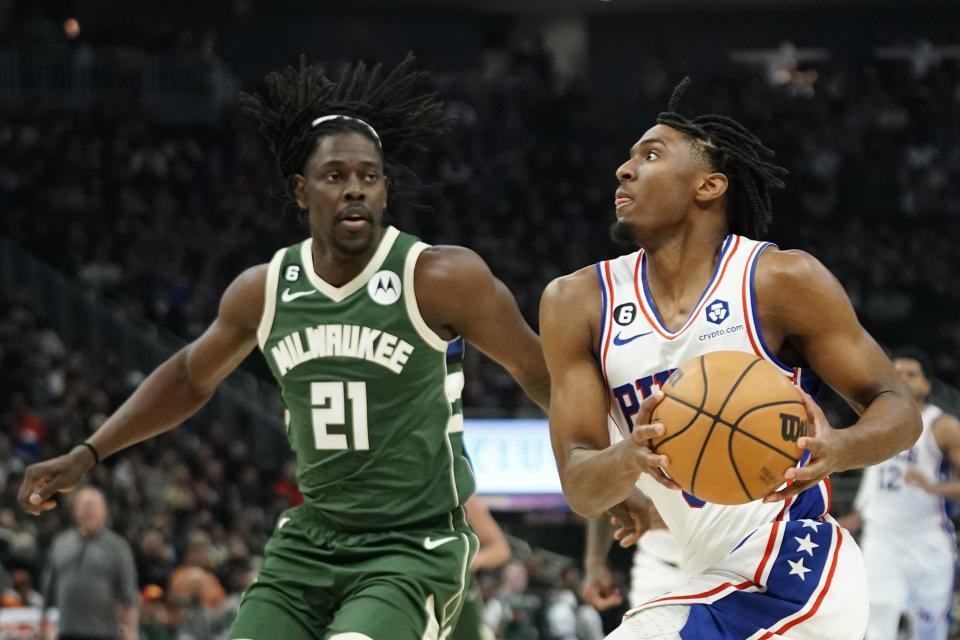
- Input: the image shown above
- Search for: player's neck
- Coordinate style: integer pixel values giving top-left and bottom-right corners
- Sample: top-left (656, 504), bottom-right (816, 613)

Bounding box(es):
top-left (643, 229), bottom-right (727, 312)
top-left (309, 228), bottom-right (384, 287)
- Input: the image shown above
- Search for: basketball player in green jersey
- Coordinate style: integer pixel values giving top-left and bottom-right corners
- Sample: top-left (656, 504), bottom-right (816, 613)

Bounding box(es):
top-left (17, 57), bottom-right (550, 640)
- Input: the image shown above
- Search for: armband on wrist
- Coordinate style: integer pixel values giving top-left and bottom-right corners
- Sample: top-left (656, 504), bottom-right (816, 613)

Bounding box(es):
top-left (80, 441), bottom-right (100, 466)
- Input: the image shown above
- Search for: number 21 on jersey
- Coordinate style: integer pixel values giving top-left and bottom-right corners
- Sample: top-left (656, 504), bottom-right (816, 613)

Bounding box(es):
top-left (310, 381), bottom-right (369, 450)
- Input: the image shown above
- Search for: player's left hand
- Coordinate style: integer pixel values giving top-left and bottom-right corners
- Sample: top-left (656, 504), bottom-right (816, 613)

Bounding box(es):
top-left (608, 492), bottom-right (650, 548)
top-left (763, 390), bottom-right (845, 503)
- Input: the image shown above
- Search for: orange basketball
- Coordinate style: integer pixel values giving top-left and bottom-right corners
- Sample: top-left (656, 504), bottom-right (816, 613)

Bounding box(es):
top-left (650, 351), bottom-right (806, 505)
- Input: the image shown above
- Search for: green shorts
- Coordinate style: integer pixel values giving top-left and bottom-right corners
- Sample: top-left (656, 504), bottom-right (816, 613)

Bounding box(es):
top-left (229, 504), bottom-right (478, 640)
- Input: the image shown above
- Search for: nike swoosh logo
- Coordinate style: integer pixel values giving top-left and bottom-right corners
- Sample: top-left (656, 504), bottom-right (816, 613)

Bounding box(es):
top-left (423, 536), bottom-right (458, 550)
top-left (613, 331), bottom-right (652, 346)
top-left (281, 288), bottom-right (316, 303)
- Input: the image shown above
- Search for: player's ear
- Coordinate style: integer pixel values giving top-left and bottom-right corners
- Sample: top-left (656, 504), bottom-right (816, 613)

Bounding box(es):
top-left (695, 172), bottom-right (728, 205)
top-left (293, 174), bottom-right (308, 210)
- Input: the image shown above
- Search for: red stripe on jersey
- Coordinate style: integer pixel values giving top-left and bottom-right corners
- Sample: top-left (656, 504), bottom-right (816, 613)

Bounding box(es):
top-left (753, 519), bottom-right (782, 584)
top-left (601, 261), bottom-right (616, 372)
top-left (636, 579), bottom-right (756, 609)
top-left (635, 236), bottom-right (741, 340)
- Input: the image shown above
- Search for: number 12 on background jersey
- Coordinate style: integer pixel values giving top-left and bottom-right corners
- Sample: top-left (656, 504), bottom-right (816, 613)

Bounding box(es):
top-left (310, 381), bottom-right (368, 450)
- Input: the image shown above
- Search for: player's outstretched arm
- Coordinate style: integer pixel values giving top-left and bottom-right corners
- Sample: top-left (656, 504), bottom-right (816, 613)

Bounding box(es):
top-left (756, 250), bottom-right (921, 501)
top-left (414, 245), bottom-right (550, 410)
top-left (905, 413), bottom-right (960, 499)
top-left (540, 270), bottom-right (677, 519)
top-left (18, 265), bottom-right (266, 515)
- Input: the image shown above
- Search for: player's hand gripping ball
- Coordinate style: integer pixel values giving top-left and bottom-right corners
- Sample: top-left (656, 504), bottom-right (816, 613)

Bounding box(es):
top-left (650, 351), bottom-right (806, 504)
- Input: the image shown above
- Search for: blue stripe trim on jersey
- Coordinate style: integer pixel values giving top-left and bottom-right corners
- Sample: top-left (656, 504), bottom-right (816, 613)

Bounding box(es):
top-left (680, 520), bottom-right (837, 639)
top-left (640, 234), bottom-right (734, 335)
top-left (788, 482), bottom-right (829, 521)
top-left (747, 242), bottom-right (794, 374)
top-left (446, 338), bottom-right (464, 357)
top-left (795, 368), bottom-right (823, 399)
top-left (596, 262), bottom-right (608, 358)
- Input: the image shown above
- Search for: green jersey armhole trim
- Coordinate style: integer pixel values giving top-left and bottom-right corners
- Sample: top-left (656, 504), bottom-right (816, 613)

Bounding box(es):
top-left (300, 226), bottom-right (400, 302)
top-left (404, 242), bottom-right (454, 352)
top-left (257, 248), bottom-right (286, 350)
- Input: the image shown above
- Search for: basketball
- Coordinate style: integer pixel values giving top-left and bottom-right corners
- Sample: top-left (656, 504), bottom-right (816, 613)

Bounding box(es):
top-left (650, 351), bottom-right (807, 505)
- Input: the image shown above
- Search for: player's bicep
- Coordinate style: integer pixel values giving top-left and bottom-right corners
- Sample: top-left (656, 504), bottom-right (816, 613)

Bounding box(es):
top-left (761, 251), bottom-right (901, 414)
top-left (416, 246), bottom-right (547, 386)
top-left (183, 265), bottom-right (265, 394)
top-left (540, 278), bottom-right (611, 469)
top-left (457, 273), bottom-right (543, 373)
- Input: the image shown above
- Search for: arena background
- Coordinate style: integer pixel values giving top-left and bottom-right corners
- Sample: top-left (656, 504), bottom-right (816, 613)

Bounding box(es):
top-left (0, 0), bottom-right (958, 636)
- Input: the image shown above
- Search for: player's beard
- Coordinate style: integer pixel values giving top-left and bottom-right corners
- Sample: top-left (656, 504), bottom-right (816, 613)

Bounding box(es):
top-left (610, 218), bottom-right (640, 248)
top-left (331, 232), bottom-right (373, 256)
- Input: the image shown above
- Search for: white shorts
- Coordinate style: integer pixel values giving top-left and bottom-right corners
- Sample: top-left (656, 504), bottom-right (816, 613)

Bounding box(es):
top-left (629, 549), bottom-right (686, 608)
top-left (612, 517), bottom-right (867, 640)
top-left (861, 526), bottom-right (956, 640)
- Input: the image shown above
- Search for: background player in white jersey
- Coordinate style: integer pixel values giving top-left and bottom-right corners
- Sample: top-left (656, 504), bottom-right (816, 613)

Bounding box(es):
top-left (839, 348), bottom-right (960, 640)
top-left (540, 77), bottom-right (921, 639)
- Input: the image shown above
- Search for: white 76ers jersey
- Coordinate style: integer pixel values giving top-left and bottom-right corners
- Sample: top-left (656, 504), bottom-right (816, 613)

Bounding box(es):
top-left (598, 234), bottom-right (829, 576)
top-left (857, 404), bottom-right (954, 536)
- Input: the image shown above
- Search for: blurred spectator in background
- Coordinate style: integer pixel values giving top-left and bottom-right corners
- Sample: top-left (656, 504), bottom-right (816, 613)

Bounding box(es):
top-left (5, 568), bottom-right (43, 608)
top-left (41, 486), bottom-right (139, 640)
top-left (486, 562), bottom-right (542, 640)
top-left (545, 566), bottom-right (603, 640)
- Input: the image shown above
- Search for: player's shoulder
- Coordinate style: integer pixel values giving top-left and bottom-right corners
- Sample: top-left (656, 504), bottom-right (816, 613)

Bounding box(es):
top-left (220, 263), bottom-right (270, 330)
top-left (417, 244), bottom-right (487, 272)
top-left (753, 246), bottom-right (841, 308)
top-left (931, 409), bottom-right (960, 451)
top-left (933, 410), bottom-right (960, 431)
top-left (227, 263), bottom-right (269, 300)
top-left (414, 244), bottom-right (494, 290)
top-left (541, 265), bottom-right (600, 312)
top-left (755, 246), bottom-right (831, 284)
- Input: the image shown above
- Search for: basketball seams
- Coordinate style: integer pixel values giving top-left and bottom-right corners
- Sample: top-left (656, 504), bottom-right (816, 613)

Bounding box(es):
top-left (658, 396), bottom-right (802, 462)
top-left (651, 352), bottom-right (806, 504)
top-left (728, 427), bottom-right (754, 501)
top-left (731, 424), bottom-right (804, 462)
top-left (651, 355), bottom-right (709, 452)
top-left (730, 400), bottom-right (805, 460)
top-left (689, 357), bottom-right (763, 496)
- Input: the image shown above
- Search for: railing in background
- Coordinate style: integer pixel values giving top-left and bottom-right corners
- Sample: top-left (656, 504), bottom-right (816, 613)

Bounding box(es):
top-left (0, 235), bottom-right (289, 468)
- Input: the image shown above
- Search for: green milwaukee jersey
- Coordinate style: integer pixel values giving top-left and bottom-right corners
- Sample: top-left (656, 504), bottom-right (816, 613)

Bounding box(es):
top-left (257, 226), bottom-right (474, 530)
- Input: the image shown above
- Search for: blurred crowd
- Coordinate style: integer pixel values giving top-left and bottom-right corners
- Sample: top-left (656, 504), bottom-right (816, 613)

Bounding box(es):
top-left (0, 300), bottom-right (291, 636)
top-left (1, 47), bottom-right (959, 404)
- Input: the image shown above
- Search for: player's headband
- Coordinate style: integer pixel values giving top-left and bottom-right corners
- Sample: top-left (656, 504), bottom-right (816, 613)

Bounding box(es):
top-left (311, 115), bottom-right (381, 146)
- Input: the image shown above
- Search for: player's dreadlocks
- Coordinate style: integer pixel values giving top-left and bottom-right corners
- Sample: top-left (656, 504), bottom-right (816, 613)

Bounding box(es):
top-left (239, 53), bottom-right (451, 209)
top-left (656, 77), bottom-right (788, 239)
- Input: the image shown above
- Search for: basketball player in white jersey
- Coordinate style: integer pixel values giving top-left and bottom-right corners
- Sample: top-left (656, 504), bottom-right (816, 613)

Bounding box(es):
top-left (540, 78), bottom-right (921, 639)
top-left (839, 349), bottom-right (960, 640)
